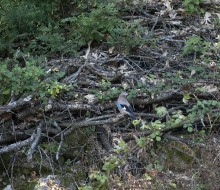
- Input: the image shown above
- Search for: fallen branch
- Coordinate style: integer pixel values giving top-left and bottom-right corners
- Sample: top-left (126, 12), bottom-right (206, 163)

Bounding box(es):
top-left (62, 114), bottom-right (125, 136)
top-left (0, 95), bottom-right (32, 115)
top-left (27, 121), bottom-right (44, 161)
top-left (64, 41), bottom-right (91, 83)
top-left (0, 131), bottom-right (36, 154)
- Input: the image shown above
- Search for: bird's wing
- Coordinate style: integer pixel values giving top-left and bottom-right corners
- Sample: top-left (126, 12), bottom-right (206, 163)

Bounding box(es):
top-left (117, 103), bottom-right (134, 115)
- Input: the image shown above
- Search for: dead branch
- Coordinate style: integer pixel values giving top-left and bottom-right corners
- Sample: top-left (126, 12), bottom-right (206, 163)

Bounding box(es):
top-left (62, 114), bottom-right (125, 136)
top-left (27, 121), bottom-right (44, 161)
top-left (0, 95), bottom-right (32, 115)
top-left (0, 131), bottom-right (36, 154)
top-left (164, 134), bottom-right (205, 148)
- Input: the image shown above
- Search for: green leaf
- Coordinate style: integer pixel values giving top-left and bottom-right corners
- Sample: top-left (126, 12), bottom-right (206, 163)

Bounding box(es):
top-left (187, 127), bottom-right (193, 133)
top-left (155, 106), bottom-right (168, 117)
top-left (156, 136), bottom-right (161, 141)
top-left (155, 130), bottom-right (160, 136)
top-left (132, 119), bottom-right (141, 126)
top-left (194, 0), bottom-right (200, 5)
top-left (174, 118), bottom-right (182, 125)
top-left (2, 89), bottom-right (10, 95)
top-left (150, 133), bottom-right (156, 139)
top-left (183, 94), bottom-right (190, 100)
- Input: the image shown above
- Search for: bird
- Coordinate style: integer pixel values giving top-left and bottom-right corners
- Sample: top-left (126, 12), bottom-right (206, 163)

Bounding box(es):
top-left (116, 92), bottom-right (136, 120)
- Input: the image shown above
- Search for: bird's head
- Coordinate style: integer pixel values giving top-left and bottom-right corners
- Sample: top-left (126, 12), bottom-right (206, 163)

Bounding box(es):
top-left (120, 92), bottom-right (128, 97)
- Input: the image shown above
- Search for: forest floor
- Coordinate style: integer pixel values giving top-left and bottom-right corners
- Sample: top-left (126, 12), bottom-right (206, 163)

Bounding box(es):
top-left (0, 1), bottom-right (220, 190)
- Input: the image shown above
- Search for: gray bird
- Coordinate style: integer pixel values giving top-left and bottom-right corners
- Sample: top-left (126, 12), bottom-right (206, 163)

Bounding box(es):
top-left (116, 92), bottom-right (136, 120)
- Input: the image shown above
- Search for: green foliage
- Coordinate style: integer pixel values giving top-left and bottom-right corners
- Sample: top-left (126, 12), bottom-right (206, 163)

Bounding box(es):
top-left (183, 123), bottom-right (194, 133)
top-left (107, 19), bottom-right (148, 52)
top-left (46, 81), bottom-right (68, 98)
top-left (183, 94), bottom-right (191, 104)
top-left (100, 79), bottom-right (111, 89)
top-left (80, 147), bottom-right (126, 189)
top-left (0, 56), bottom-right (66, 104)
top-left (28, 25), bottom-right (76, 56)
top-left (89, 172), bottom-right (109, 189)
top-left (183, 100), bottom-right (220, 133)
top-left (136, 136), bottom-right (151, 148)
top-left (183, 0), bottom-right (204, 14)
top-left (41, 142), bottom-right (58, 153)
top-left (102, 155), bottom-right (122, 174)
top-left (62, 3), bottom-right (120, 46)
top-left (1, 1), bottom-right (45, 33)
top-left (0, 0), bottom-right (148, 57)
top-left (142, 120), bottom-right (165, 142)
top-left (0, 0), bottom-right (60, 55)
top-left (141, 99), bottom-right (220, 138)
top-left (196, 183), bottom-right (206, 190)
top-left (62, 3), bottom-right (147, 53)
top-left (166, 110), bottom-right (186, 128)
top-left (146, 161), bottom-right (163, 172)
top-left (79, 186), bottom-right (93, 190)
top-left (114, 140), bottom-right (128, 154)
top-left (155, 106), bottom-right (168, 117)
top-left (95, 87), bottom-right (121, 101)
top-left (0, 59), bottom-right (43, 103)
top-left (128, 89), bottom-right (139, 99)
top-left (188, 100), bottom-right (220, 119)
top-left (182, 35), bottom-right (210, 56)
top-left (132, 119), bottom-right (141, 126)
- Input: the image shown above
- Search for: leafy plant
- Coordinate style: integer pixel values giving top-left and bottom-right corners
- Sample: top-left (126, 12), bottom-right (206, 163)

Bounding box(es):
top-left (79, 144), bottom-right (127, 190)
top-left (88, 171), bottom-right (109, 190)
top-left (182, 35), bottom-right (210, 56)
top-left (0, 59), bottom-right (43, 101)
top-left (62, 3), bottom-right (120, 46)
top-left (146, 161), bottom-right (163, 172)
top-left (28, 27), bottom-right (75, 56)
top-left (95, 87), bottom-right (120, 101)
top-left (183, 100), bottom-right (220, 132)
top-left (155, 106), bottom-right (168, 117)
top-left (0, 0), bottom-right (60, 56)
top-left (136, 136), bottom-right (152, 148)
top-left (183, 0), bottom-right (204, 14)
top-left (100, 79), bottom-right (111, 89)
top-left (142, 120), bottom-right (165, 142)
top-left (0, 56), bottom-right (66, 104)
top-left (114, 140), bottom-right (128, 154)
top-left (62, 3), bottom-right (147, 53)
top-left (107, 19), bottom-right (148, 52)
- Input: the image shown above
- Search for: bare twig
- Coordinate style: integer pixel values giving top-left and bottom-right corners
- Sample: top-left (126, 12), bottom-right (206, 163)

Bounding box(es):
top-left (64, 41), bottom-right (91, 83)
top-left (27, 121), bottom-right (44, 161)
top-left (56, 133), bottom-right (64, 160)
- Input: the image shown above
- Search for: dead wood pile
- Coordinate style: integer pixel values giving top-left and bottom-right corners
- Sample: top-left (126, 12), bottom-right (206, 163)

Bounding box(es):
top-left (0, 1), bottom-right (219, 161)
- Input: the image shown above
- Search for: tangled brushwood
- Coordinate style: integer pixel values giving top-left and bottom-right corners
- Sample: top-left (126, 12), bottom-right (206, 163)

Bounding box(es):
top-left (0, 0), bottom-right (220, 189)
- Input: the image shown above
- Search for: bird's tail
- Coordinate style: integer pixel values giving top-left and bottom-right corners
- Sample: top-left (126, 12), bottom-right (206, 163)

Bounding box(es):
top-left (130, 113), bottom-right (137, 120)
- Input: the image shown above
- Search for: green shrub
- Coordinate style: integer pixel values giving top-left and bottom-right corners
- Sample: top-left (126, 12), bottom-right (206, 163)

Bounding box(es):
top-left (0, 0), bottom-right (60, 56)
top-left (0, 1), bottom-right (148, 57)
top-left (182, 35), bottom-right (211, 56)
top-left (62, 3), bottom-right (147, 53)
top-left (0, 56), bottom-right (65, 105)
top-left (27, 25), bottom-right (76, 56)
top-left (62, 3), bottom-right (121, 46)
top-left (183, 0), bottom-right (204, 14)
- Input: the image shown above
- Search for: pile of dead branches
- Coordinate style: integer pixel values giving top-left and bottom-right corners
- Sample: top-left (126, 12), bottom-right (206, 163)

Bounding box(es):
top-left (0, 1), bottom-right (219, 163)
